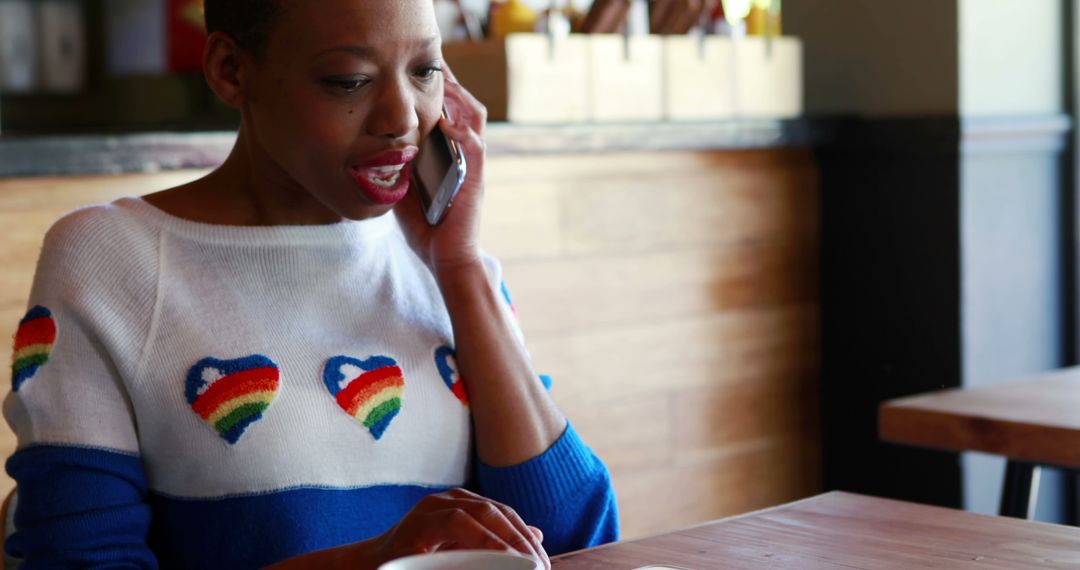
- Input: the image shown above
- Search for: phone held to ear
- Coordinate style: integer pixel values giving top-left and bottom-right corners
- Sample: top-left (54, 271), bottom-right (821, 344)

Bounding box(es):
top-left (414, 114), bottom-right (467, 226)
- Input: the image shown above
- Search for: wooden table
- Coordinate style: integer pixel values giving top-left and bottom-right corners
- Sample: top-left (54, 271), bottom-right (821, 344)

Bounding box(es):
top-left (552, 491), bottom-right (1080, 569)
top-left (879, 367), bottom-right (1080, 518)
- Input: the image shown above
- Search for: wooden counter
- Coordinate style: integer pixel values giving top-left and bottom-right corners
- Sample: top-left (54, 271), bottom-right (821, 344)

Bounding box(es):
top-left (0, 143), bottom-right (820, 540)
top-left (553, 492), bottom-right (1080, 569)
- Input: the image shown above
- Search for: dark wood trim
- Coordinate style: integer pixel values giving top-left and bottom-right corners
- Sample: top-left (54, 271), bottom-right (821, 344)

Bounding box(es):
top-left (1062, 0), bottom-right (1080, 527)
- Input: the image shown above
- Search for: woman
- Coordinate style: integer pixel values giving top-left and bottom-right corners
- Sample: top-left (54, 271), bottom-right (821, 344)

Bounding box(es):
top-left (4, 1), bottom-right (618, 568)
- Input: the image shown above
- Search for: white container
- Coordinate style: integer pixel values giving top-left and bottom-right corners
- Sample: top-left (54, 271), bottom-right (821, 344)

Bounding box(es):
top-left (663, 35), bottom-right (802, 120)
top-left (37, 0), bottom-right (86, 93)
top-left (506, 33), bottom-right (589, 124)
top-left (442, 33), bottom-right (590, 123)
top-left (440, 32), bottom-right (591, 123)
top-left (378, 550), bottom-right (541, 570)
top-left (588, 34), bottom-right (663, 122)
top-left (733, 36), bottom-right (802, 118)
top-left (0, 0), bottom-right (38, 93)
top-left (663, 36), bottom-right (736, 121)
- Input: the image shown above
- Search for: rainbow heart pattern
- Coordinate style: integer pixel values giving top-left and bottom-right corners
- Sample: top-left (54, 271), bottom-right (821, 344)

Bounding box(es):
top-left (185, 355), bottom-right (280, 445)
top-left (434, 345), bottom-right (469, 406)
top-left (11, 306), bottom-right (57, 392)
top-left (324, 355), bottom-right (405, 440)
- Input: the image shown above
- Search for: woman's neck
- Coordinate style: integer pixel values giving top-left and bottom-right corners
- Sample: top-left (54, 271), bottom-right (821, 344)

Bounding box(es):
top-left (144, 127), bottom-right (345, 227)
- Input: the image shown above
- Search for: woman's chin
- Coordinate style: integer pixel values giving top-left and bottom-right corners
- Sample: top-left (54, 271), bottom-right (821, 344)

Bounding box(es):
top-left (336, 202), bottom-right (394, 221)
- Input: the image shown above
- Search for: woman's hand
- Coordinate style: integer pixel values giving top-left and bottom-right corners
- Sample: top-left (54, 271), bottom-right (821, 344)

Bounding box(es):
top-left (364, 488), bottom-right (551, 569)
top-left (263, 489), bottom-right (549, 570)
top-left (395, 65), bottom-right (488, 278)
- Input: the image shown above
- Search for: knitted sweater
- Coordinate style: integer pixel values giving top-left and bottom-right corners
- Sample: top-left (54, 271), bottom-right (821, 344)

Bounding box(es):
top-left (4, 197), bottom-right (618, 569)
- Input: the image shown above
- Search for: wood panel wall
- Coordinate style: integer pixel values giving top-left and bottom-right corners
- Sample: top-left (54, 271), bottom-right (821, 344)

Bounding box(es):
top-left (0, 148), bottom-right (820, 540)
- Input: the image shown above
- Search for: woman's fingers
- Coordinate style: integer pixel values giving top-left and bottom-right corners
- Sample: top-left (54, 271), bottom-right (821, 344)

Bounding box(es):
top-left (442, 63), bottom-right (486, 113)
top-left (420, 508), bottom-right (516, 553)
top-left (441, 66), bottom-right (487, 134)
top-left (438, 114), bottom-right (486, 197)
top-left (443, 91), bottom-right (486, 137)
top-left (439, 114), bottom-right (484, 156)
top-left (440, 490), bottom-right (549, 568)
top-left (383, 490), bottom-right (549, 568)
top-left (442, 61), bottom-right (461, 85)
top-left (457, 497), bottom-right (547, 566)
top-left (438, 64), bottom-right (488, 199)
top-left (418, 502), bottom-right (534, 559)
top-left (492, 504), bottom-right (550, 569)
top-left (471, 501), bottom-right (538, 554)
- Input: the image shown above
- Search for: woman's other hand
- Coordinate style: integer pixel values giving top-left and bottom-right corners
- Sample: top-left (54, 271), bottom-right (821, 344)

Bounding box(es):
top-left (394, 65), bottom-right (488, 278)
top-left (264, 488), bottom-right (549, 570)
top-left (365, 488), bottom-right (550, 569)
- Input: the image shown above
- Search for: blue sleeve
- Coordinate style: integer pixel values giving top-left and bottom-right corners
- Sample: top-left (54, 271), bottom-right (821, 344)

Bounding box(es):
top-left (475, 423), bottom-right (619, 555)
top-left (5, 445), bottom-right (157, 569)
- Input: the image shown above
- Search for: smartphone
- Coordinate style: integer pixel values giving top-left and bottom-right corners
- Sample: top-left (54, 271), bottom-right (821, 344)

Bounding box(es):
top-left (414, 114), bottom-right (467, 226)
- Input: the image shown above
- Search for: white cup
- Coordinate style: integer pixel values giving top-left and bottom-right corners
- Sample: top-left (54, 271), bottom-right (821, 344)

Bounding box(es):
top-left (378, 550), bottom-right (541, 570)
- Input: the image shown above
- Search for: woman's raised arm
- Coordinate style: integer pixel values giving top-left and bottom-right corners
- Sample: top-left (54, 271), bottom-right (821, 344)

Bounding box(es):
top-left (394, 67), bottom-right (619, 554)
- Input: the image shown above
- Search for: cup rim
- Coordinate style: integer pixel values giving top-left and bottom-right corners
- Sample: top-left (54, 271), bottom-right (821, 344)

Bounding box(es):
top-left (378, 549), bottom-right (541, 569)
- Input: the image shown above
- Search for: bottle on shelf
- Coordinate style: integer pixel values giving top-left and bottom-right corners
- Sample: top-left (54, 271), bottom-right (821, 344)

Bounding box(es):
top-left (746, 0), bottom-right (781, 37)
top-left (0, 0), bottom-right (38, 94)
top-left (489, 0), bottom-right (538, 39)
top-left (38, 0), bottom-right (88, 94)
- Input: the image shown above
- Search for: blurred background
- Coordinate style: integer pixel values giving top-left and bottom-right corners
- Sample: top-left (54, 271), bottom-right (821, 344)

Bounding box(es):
top-left (1, 0), bottom-right (1078, 542)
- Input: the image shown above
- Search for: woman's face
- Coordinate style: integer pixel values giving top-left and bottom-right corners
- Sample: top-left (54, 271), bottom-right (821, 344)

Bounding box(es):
top-left (242, 0), bottom-right (444, 220)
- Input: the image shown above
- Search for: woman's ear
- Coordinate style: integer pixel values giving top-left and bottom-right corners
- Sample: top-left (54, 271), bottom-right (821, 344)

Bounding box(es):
top-left (203, 31), bottom-right (250, 109)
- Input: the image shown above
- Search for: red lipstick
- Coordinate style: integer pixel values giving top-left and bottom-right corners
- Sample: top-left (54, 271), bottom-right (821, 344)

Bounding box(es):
top-left (349, 147), bottom-right (419, 205)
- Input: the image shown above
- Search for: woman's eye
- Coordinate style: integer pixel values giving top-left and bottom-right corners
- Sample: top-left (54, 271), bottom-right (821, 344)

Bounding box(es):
top-left (323, 78), bottom-right (369, 93)
top-left (415, 66), bottom-right (442, 81)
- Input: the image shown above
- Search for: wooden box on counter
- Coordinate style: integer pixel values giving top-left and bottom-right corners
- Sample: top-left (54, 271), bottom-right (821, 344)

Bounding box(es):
top-left (442, 33), bottom-right (665, 123)
top-left (664, 36), bottom-right (802, 121)
top-left (441, 33), bottom-right (589, 124)
top-left (442, 33), bottom-right (802, 123)
top-left (587, 34), bottom-right (664, 122)
top-left (733, 36), bottom-right (802, 119)
top-left (663, 36), bottom-right (736, 120)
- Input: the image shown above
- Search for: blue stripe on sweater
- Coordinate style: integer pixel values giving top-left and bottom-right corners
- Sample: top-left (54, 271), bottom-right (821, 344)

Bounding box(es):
top-left (6, 425), bottom-right (618, 570)
top-left (148, 485), bottom-right (449, 570)
top-left (6, 444), bottom-right (156, 569)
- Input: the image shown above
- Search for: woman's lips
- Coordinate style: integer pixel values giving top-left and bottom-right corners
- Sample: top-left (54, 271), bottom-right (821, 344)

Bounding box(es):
top-left (356, 148), bottom-right (418, 168)
top-left (350, 166), bottom-right (412, 205)
top-left (350, 147), bottom-right (418, 205)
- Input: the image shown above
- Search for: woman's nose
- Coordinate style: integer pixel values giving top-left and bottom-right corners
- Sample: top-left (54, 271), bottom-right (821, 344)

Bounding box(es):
top-left (365, 78), bottom-right (420, 140)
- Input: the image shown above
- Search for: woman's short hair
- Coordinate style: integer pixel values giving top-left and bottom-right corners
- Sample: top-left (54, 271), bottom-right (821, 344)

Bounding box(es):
top-left (203, 0), bottom-right (282, 57)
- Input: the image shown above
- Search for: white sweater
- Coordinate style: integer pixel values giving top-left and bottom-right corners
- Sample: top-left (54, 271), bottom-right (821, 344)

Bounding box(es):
top-left (4, 197), bottom-right (618, 569)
